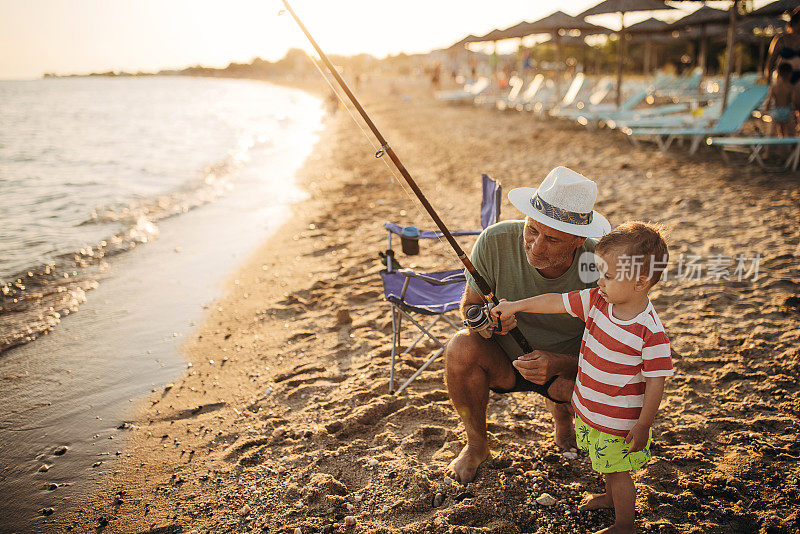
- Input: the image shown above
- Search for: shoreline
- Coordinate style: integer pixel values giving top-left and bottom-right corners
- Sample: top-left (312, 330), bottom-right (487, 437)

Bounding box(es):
top-left (60, 77), bottom-right (800, 534)
top-left (0, 78), bottom-right (325, 533)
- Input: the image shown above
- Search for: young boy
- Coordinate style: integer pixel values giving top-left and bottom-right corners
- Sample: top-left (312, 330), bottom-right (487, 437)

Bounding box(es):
top-left (767, 63), bottom-right (796, 138)
top-left (492, 222), bottom-right (672, 534)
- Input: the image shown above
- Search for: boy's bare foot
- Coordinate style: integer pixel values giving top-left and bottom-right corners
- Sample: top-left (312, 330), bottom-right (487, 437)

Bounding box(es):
top-left (593, 523), bottom-right (635, 534)
top-left (579, 492), bottom-right (613, 511)
top-left (446, 444), bottom-right (489, 484)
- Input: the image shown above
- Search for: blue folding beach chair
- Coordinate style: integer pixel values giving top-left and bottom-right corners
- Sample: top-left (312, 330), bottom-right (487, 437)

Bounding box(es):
top-left (380, 174), bottom-right (501, 394)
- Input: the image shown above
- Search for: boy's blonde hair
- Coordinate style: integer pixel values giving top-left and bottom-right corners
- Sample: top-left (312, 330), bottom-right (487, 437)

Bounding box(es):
top-left (596, 221), bottom-right (669, 285)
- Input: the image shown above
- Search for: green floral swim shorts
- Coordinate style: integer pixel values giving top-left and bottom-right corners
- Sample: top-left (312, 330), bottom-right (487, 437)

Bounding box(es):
top-left (574, 415), bottom-right (652, 473)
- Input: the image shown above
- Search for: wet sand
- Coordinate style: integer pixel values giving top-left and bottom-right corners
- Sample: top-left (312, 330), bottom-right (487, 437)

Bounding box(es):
top-left (59, 76), bottom-right (800, 533)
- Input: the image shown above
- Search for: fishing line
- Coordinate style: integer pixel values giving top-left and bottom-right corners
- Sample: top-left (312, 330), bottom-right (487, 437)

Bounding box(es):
top-left (303, 45), bottom-right (454, 258)
top-left (279, 0), bottom-right (562, 402)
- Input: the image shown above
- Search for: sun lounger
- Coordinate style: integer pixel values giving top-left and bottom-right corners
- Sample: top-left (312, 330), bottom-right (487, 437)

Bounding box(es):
top-left (531, 73), bottom-right (586, 117)
top-left (477, 75), bottom-right (523, 107)
top-left (522, 73), bottom-right (586, 115)
top-left (550, 77), bottom-right (614, 119)
top-left (625, 85), bottom-right (769, 155)
top-left (709, 137), bottom-right (800, 172)
top-left (558, 72), bottom-right (587, 108)
top-left (436, 77), bottom-right (490, 103)
top-left (522, 83), bottom-right (558, 113)
top-left (589, 102), bottom-right (690, 126)
top-left (573, 87), bottom-right (691, 126)
top-left (498, 74), bottom-right (544, 111)
top-left (650, 72), bottom-right (677, 91)
top-left (564, 88), bottom-right (647, 123)
top-left (653, 67), bottom-right (703, 98)
top-left (671, 72), bottom-right (761, 103)
top-left (615, 100), bottom-right (723, 131)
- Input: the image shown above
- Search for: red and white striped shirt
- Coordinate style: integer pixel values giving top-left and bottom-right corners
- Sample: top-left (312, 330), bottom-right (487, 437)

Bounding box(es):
top-left (562, 287), bottom-right (672, 437)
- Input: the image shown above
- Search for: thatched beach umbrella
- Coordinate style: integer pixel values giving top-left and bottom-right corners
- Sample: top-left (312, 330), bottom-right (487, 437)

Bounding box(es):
top-left (750, 0), bottom-right (799, 18)
top-left (471, 28), bottom-right (519, 73)
top-left (447, 34), bottom-right (481, 50)
top-left (578, 0), bottom-right (677, 106)
top-left (667, 1), bottom-right (746, 116)
top-left (667, 6), bottom-right (729, 74)
top-left (625, 17), bottom-right (671, 74)
top-left (475, 28), bottom-right (515, 42)
top-left (497, 11), bottom-right (613, 99)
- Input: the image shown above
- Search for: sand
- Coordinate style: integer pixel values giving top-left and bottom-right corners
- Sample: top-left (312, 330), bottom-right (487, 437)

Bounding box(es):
top-left (58, 76), bottom-right (800, 534)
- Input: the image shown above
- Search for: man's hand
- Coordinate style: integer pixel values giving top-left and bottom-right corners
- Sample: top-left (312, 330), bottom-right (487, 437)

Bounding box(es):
top-left (624, 423), bottom-right (650, 453)
top-left (511, 350), bottom-right (558, 385)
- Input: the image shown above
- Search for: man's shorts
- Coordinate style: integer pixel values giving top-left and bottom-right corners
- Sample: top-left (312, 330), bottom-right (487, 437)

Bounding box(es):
top-left (488, 335), bottom-right (576, 395)
top-left (489, 360), bottom-right (544, 394)
top-left (574, 415), bottom-right (651, 473)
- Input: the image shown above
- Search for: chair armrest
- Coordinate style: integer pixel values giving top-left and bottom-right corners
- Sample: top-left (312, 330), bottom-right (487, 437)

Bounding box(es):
top-left (398, 269), bottom-right (466, 286)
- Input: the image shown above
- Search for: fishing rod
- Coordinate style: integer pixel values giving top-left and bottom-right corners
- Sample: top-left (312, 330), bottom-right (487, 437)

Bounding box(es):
top-left (280, 0), bottom-right (560, 402)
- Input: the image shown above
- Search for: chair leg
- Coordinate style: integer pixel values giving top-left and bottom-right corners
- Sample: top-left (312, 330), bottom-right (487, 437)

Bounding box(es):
top-left (390, 309), bottom-right (450, 395)
top-left (751, 144), bottom-right (770, 170)
top-left (789, 143), bottom-right (800, 172)
top-left (389, 304), bottom-right (399, 394)
top-left (388, 309), bottom-right (461, 395)
top-left (397, 308), bottom-right (446, 348)
top-left (656, 135), bottom-right (670, 153)
top-left (748, 145), bottom-right (762, 166)
top-left (403, 315), bottom-right (443, 355)
top-left (404, 312), bottom-right (460, 353)
top-left (719, 146), bottom-right (732, 165)
top-left (441, 313), bottom-right (461, 330)
top-left (688, 135), bottom-right (702, 155)
top-left (395, 346), bottom-right (445, 395)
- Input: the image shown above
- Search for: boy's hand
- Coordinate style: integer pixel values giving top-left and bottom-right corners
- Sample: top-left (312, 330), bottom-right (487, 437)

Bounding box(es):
top-left (490, 300), bottom-right (517, 335)
top-left (490, 299), bottom-right (514, 319)
top-left (624, 423), bottom-right (650, 453)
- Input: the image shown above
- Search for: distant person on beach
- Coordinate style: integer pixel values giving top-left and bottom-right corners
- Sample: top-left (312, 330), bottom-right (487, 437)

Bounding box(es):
top-left (444, 167), bottom-right (611, 484)
top-left (431, 61), bottom-right (442, 91)
top-left (491, 221), bottom-right (673, 534)
top-left (765, 7), bottom-right (800, 85)
top-left (326, 90), bottom-right (339, 116)
top-left (765, 63), bottom-right (797, 138)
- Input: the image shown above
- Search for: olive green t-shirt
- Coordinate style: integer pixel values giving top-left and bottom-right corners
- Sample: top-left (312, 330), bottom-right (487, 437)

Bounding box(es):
top-left (464, 220), bottom-right (597, 359)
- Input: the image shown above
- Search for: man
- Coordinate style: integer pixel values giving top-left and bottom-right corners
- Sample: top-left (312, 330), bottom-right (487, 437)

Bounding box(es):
top-left (445, 166), bottom-right (610, 484)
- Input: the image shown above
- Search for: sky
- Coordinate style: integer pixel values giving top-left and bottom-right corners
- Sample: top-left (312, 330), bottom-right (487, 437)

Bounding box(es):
top-left (0, 0), bottom-right (776, 80)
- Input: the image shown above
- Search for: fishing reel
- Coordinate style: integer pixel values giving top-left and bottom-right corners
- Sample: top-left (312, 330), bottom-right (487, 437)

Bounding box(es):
top-left (463, 303), bottom-right (497, 339)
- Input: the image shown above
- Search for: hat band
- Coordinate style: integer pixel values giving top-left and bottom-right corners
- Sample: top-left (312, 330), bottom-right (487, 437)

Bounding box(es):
top-left (530, 194), bottom-right (593, 226)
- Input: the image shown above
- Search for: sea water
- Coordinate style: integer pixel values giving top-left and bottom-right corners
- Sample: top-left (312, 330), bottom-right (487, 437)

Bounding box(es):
top-left (0, 76), bottom-right (321, 350)
top-left (0, 76), bottom-right (323, 531)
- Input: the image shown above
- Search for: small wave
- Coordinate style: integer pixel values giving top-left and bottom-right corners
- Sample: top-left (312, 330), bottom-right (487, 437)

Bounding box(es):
top-left (0, 134), bottom-right (271, 354)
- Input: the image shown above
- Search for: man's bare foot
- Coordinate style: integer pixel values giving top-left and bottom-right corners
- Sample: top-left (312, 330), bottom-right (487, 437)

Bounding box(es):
top-left (552, 415), bottom-right (577, 451)
top-left (446, 444), bottom-right (489, 484)
top-left (593, 523), bottom-right (635, 534)
top-left (579, 492), bottom-right (613, 511)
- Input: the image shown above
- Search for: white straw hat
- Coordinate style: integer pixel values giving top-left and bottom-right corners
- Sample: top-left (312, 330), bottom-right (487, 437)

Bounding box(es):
top-left (508, 166), bottom-right (610, 238)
